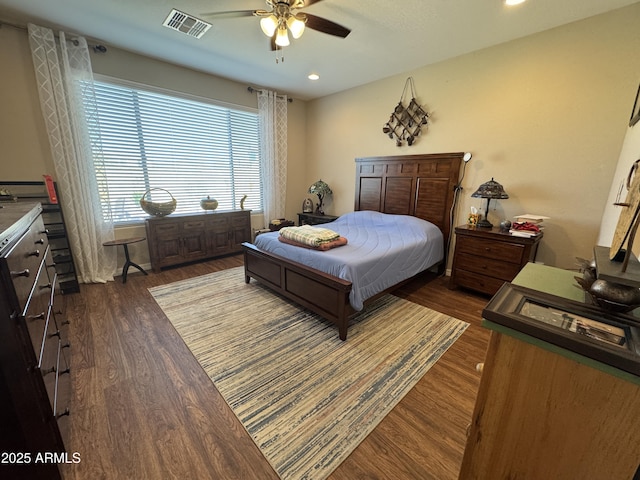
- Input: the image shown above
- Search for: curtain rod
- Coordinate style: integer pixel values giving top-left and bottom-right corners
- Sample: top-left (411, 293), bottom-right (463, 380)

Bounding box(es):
top-left (247, 86), bottom-right (293, 103)
top-left (0, 20), bottom-right (108, 52)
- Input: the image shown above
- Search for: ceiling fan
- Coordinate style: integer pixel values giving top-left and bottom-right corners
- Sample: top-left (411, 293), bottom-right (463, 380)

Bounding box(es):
top-left (202, 0), bottom-right (351, 49)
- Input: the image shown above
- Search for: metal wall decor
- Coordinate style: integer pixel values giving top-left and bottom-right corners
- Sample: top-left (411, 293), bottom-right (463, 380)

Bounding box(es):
top-left (382, 77), bottom-right (430, 146)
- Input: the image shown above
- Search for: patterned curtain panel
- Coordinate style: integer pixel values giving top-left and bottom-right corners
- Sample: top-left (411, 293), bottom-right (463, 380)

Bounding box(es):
top-left (257, 89), bottom-right (288, 227)
top-left (28, 23), bottom-right (115, 283)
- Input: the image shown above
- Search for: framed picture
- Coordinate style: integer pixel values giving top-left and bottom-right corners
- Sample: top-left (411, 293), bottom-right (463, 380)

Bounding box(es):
top-left (483, 283), bottom-right (640, 375)
top-left (630, 82), bottom-right (640, 127)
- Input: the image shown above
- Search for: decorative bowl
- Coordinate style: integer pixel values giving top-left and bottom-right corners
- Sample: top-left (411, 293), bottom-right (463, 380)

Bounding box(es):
top-left (200, 196), bottom-right (218, 211)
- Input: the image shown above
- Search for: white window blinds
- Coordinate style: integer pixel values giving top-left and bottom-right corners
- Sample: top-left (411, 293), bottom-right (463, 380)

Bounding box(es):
top-left (85, 79), bottom-right (262, 224)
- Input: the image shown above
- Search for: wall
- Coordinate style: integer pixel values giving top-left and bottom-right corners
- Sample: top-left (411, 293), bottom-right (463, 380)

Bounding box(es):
top-left (3, 5), bottom-right (640, 274)
top-left (0, 24), bottom-right (56, 178)
top-left (0, 24), bottom-right (308, 268)
top-left (305, 4), bottom-right (640, 270)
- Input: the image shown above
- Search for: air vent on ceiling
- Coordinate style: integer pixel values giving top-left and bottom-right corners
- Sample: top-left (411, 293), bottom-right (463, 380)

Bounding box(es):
top-left (163, 9), bottom-right (212, 39)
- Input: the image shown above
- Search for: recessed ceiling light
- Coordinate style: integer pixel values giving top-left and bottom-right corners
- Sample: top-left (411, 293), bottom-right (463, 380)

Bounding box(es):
top-left (308, 73), bottom-right (320, 80)
top-left (505, 0), bottom-right (526, 5)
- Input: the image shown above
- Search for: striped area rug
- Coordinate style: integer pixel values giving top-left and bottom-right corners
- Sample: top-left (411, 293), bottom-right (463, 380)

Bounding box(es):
top-left (149, 267), bottom-right (468, 480)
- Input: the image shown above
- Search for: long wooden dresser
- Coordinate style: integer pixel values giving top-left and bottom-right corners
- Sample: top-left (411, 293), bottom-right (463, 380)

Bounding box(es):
top-left (0, 202), bottom-right (70, 479)
top-left (146, 210), bottom-right (251, 272)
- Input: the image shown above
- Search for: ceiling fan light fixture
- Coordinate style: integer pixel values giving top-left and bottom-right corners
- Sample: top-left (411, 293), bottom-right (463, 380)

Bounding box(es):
top-left (260, 15), bottom-right (278, 37)
top-left (275, 26), bottom-right (290, 47)
top-left (287, 15), bottom-right (305, 39)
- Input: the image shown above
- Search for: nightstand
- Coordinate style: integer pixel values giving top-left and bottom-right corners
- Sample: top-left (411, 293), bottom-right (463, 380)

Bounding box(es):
top-left (449, 225), bottom-right (543, 295)
top-left (297, 212), bottom-right (339, 226)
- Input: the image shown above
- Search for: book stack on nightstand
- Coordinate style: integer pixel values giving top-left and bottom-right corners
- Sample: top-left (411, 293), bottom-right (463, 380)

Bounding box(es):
top-left (509, 214), bottom-right (548, 238)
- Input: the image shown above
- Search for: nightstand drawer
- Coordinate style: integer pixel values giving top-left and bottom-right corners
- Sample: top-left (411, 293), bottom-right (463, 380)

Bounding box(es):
top-left (455, 252), bottom-right (521, 281)
top-left (453, 269), bottom-right (507, 296)
top-left (456, 235), bottom-right (525, 264)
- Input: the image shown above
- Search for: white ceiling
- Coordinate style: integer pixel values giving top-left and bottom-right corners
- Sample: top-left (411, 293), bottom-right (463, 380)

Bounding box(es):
top-left (0, 0), bottom-right (638, 100)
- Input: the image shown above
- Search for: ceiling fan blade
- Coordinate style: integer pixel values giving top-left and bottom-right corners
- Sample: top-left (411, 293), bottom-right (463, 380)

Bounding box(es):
top-left (302, 0), bottom-right (325, 6)
top-left (304, 14), bottom-right (350, 38)
top-left (200, 10), bottom-right (257, 19)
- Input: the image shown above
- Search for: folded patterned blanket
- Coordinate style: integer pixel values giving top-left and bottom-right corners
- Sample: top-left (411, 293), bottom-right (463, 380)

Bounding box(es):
top-left (278, 235), bottom-right (348, 251)
top-left (279, 224), bottom-right (340, 247)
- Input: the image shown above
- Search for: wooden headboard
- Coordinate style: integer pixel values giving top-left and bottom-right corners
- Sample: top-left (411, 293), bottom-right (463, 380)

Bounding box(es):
top-left (354, 152), bottom-right (464, 245)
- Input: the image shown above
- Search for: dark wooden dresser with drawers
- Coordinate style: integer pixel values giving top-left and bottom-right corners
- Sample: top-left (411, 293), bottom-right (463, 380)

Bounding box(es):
top-left (145, 210), bottom-right (251, 273)
top-left (449, 225), bottom-right (543, 296)
top-left (0, 202), bottom-right (70, 479)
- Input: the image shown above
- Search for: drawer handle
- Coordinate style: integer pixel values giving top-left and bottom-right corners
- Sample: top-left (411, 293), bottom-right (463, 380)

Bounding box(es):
top-left (28, 249), bottom-right (41, 257)
top-left (28, 312), bottom-right (46, 321)
top-left (62, 342), bottom-right (71, 349)
top-left (40, 283), bottom-right (53, 290)
top-left (59, 367), bottom-right (70, 375)
top-left (48, 330), bottom-right (61, 339)
top-left (35, 238), bottom-right (45, 245)
top-left (57, 408), bottom-right (70, 419)
top-left (39, 229), bottom-right (49, 235)
top-left (11, 269), bottom-right (30, 278)
top-left (61, 319), bottom-right (70, 326)
top-left (42, 366), bottom-right (56, 376)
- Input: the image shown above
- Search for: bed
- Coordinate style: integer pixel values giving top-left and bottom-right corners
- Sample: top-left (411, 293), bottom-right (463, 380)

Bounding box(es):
top-left (242, 152), bottom-right (464, 340)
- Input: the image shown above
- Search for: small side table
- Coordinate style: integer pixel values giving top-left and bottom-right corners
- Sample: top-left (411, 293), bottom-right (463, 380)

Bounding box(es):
top-left (269, 219), bottom-right (295, 231)
top-left (103, 236), bottom-right (148, 283)
top-left (297, 212), bottom-right (339, 226)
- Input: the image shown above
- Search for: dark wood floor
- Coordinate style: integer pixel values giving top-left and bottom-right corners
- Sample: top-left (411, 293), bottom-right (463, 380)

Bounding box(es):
top-left (60, 255), bottom-right (491, 480)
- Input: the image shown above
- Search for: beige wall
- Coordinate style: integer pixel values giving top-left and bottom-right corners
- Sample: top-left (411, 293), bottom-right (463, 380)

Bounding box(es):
top-left (305, 4), bottom-right (640, 270)
top-left (0, 26), bottom-right (308, 267)
top-left (2, 4), bottom-right (639, 273)
top-left (0, 24), bottom-right (56, 178)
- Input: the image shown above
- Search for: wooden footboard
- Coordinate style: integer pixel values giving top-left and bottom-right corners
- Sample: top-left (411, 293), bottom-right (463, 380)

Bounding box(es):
top-left (242, 242), bottom-right (355, 340)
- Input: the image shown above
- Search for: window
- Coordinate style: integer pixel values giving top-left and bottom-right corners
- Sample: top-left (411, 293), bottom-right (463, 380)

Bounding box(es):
top-left (85, 78), bottom-right (262, 224)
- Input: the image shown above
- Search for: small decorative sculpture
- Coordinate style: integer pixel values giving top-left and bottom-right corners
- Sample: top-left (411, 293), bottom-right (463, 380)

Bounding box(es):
top-left (308, 180), bottom-right (332, 215)
top-left (200, 196), bottom-right (218, 211)
top-left (382, 77), bottom-right (430, 147)
top-left (240, 194), bottom-right (247, 210)
top-left (574, 257), bottom-right (640, 313)
top-left (499, 220), bottom-right (512, 232)
top-left (302, 198), bottom-right (313, 213)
